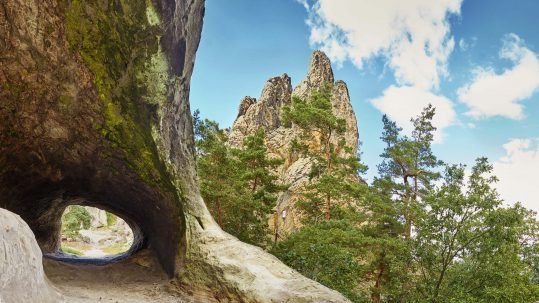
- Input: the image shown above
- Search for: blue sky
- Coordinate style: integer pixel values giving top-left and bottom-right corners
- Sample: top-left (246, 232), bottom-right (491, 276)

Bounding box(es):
top-left (190, 0), bottom-right (539, 212)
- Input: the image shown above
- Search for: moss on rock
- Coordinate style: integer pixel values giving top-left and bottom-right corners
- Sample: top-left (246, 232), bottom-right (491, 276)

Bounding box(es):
top-left (61, 0), bottom-right (175, 192)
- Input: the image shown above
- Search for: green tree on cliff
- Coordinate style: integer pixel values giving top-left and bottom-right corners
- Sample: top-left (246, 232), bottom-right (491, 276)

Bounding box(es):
top-left (282, 84), bottom-right (366, 222)
top-left (194, 112), bottom-right (239, 229)
top-left (194, 111), bottom-right (284, 247)
top-left (231, 128), bottom-right (286, 247)
top-left (274, 85), bottom-right (371, 300)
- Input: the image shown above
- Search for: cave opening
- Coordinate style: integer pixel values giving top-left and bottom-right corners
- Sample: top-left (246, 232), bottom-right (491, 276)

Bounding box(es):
top-left (58, 205), bottom-right (135, 259)
top-left (46, 204), bottom-right (144, 265)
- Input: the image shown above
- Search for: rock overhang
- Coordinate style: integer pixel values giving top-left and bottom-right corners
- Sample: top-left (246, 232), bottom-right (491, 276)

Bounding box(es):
top-left (0, 0), bottom-right (353, 301)
top-left (0, 0), bottom-right (199, 276)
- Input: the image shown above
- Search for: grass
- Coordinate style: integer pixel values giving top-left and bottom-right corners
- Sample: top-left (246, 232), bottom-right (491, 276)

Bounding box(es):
top-left (60, 244), bottom-right (84, 256)
top-left (102, 242), bottom-right (130, 255)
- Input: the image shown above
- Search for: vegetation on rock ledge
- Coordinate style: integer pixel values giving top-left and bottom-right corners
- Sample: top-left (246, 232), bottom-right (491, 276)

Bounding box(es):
top-left (196, 87), bottom-right (539, 303)
top-left (194, 110), bottom-right (286, 248)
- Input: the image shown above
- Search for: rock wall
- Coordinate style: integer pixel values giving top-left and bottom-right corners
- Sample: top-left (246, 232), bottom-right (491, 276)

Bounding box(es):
top-left (0, 0), bottom-right (350, 301)
top-left (229, 51), bottom-right (359, 236)
top-left (84, 206), bottom-right (108, 229)
top-left (0, 208), bottom-right (63, 303)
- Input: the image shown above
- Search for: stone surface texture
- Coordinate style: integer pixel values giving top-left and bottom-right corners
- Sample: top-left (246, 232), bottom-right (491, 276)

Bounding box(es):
top-left (229, 51), bottom-right (359, 236)
top-left (0, 208), bottom-right (63, 303)
top-left (0, 0), bottom-right (350, 302)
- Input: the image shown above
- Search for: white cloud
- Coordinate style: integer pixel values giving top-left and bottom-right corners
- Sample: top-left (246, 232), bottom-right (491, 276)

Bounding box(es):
top-left (494, 138), bottom-right (539, 214)
top-left (458, 39), bottom-right (468, 51)
top-left (458, 37), bottom-right (476, 51)
top-left (299, 0), bottom-right (462, 142)
top-left (302, 0), bottom-right (463, 90)
top-left (457, 34), bottom-right (539, 120)
top-left (295, 0), bottom-right (309, 10)
top-left (370, 86), bottom-right (456, 143)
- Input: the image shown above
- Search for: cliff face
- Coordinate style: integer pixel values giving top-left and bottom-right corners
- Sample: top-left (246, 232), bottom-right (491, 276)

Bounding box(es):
top-left (0, 1), bottom-right (350, 302)
top-left (0, 0), bottom-right (205, 275)
top-left (0, 209), bottom-right (63, 303)
top-left (229, 51), bottom-right (359, 236)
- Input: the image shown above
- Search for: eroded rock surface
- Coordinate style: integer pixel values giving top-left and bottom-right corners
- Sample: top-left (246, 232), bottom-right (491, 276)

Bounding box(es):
top-left (0, 0), bottom-right (350, 302)
top-left (0, 208), bottom-right (63, 303)
top-left (229, 51), bottom-right (359, 236)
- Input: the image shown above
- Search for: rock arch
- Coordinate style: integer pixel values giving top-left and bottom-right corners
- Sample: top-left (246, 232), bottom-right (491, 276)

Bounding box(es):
top-left (0, 0), bottom-right (350, 301)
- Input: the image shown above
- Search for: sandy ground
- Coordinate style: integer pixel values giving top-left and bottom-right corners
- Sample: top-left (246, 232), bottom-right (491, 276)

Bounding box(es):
top-left (43, 250), bottom-right (195, 303)
top-left (64, 227), bottom-right (133, 257)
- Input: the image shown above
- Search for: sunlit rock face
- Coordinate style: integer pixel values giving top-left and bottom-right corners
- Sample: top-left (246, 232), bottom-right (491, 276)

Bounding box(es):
top-left (229, 51), bottom-right (360, 237)
top-left (0, 208), bottom-right (63, 303)
top-left (0, 0), bottom-right (350, 301)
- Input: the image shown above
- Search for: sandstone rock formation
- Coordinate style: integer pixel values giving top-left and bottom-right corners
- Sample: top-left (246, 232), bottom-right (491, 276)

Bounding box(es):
top-left (229, 51), bottom-right (359, 237)
top-left (0, 0), bottom-right (350, 301)
top-left (0, 208), bottom-right (63, 303)
top-left (85, 206), bottom-right (108, 229)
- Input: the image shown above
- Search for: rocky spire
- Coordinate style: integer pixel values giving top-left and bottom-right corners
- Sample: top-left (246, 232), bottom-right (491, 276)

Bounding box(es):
top-left (309, 50), bottom-right (335, 83)
top-left (228, 73), bottom-right (292, 146)
top-left (293, 50), bottom-right (335, 99)
top-left (236, 96), bottom-right (256, 118)
top-left (229, 50), bottom-right (360, 235)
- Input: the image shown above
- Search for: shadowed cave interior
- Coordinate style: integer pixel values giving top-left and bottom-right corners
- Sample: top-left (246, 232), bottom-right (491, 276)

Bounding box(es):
top-left (0, 168), bottom-right (185, 276)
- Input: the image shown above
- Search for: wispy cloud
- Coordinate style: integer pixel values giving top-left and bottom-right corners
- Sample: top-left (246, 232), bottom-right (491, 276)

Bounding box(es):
top-left (494, 137), bottom-right (539, 213)
top-left (301, 0), bottom-right (462, 89)
top-left (458, 37), bottom-right (477, 52)
top-left (298, 0), bottom-right (463, 142)
top-left (370, 85), bottom-right (456, 143)
top-left (458, 34), bottom-right (539, 120)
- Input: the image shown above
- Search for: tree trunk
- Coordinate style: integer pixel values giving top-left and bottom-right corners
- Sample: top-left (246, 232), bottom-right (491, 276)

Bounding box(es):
top-left (371, 259), bottom-right (385, 303)
top-left (325, 133), bottom-right (332, 221)
top-left (274, 212), bottom-right (279, 244)
top-left (326, 195), bottom-right (331, 220)
top-left (252, 177), bottom-right (258, 193)
top-left (403, 175), bottom-right (411, 239)
top-left (216, 198), bottom-right (223, 228)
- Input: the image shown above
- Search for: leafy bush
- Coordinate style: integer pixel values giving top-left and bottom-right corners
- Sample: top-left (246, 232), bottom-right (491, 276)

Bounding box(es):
top-left (272, 220), bottom-right (368, 302)
top-left (61, 205), bottom-right (92, 237)
top-left (106, 211), bottom-right (117, 226)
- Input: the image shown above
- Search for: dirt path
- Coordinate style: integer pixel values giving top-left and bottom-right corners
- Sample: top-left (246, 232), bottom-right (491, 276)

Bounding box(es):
top-left (43, 251), bottom-right (194, 303)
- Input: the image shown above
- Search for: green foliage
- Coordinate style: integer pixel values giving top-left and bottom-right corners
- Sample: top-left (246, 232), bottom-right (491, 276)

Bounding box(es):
top-left (106, 212), bottom-right (117, 227)
top-left (196, 100), bottom-right (539, 303)
top-left (412, 159), bottom-right (539, 303)
top-left (282, 84), bottom-right (367, 222)
top-left (272, 220), bottom-right (367, 302)
top-left (274, 105), bottom-right (539, 303)
top-left (61, 205), bottom-right (92, 237)
top-left (194, 111), bottom-right (285, 248)
top-left (60, 244), bottom-right (83, 256)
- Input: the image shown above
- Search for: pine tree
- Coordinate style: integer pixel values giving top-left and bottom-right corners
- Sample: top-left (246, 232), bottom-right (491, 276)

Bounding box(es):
top-left (360, 184), bottom-right (410, 303)
top-left (377, 104), bottom-right (441, 239)
top-left (232, 128), bottom-right (286, 247)
top-left (194, 110), bottom-right (285, 247)
top-left (235, 128), bottom-right (284, 206)
top-left (282, 84), bottom-right (366, 222)
top-left (194, 114), bottom-right (239, 229)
